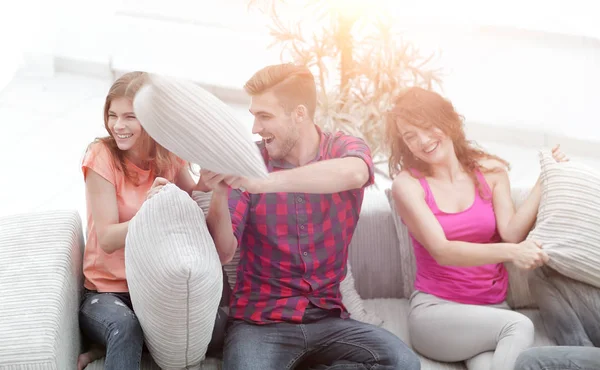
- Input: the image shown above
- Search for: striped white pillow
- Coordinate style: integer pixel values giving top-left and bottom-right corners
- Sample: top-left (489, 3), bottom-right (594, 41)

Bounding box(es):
top-left (133, 74), bottom-right (268, 179)
top-left (126, 184), bottom-right (223, 369)
top-left (528, 150), bottom-right (600, 288)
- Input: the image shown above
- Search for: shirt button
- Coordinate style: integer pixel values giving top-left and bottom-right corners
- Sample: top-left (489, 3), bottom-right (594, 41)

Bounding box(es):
top-left (300, 225), bottom-right (305, 230)
top-left (303, 252), bottom-right (308, 256)
top-left (297, 197), bottom-right (304, 203)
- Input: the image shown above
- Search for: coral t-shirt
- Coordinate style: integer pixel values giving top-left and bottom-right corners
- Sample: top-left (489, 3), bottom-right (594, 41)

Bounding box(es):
top-left (81, 142), bottom-right (182, 293)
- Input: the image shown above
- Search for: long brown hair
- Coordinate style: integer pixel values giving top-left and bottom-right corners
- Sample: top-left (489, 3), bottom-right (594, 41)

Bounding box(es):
top-left (89, 71), bottom-right (183, 184)
top-left (385, 87), bottom-right (509, 197)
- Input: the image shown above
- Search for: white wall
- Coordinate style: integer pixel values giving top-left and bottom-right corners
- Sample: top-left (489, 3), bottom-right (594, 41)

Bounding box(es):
top-left (47, 1), bottom-right (600, 155)
top-left (53, 0), bottom-right (120, 66)
top-left (403, 25), bottom-right (600, 143)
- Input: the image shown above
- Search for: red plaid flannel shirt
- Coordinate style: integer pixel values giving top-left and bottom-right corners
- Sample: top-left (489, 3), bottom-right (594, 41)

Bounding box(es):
top-left (227, 128), bottom-right (375, 324)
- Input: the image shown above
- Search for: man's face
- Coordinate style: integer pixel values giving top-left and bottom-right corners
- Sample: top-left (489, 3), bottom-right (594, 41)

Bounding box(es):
top-left (250, 91), bottom-right (300, 161)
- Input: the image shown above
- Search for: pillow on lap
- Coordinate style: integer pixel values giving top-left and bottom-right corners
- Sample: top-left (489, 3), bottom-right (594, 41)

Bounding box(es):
top-left (133, 74), bottom-right (268, 179)
top-left (527, 150), bottom-right (600, 288)
top-left (126, 184), bottom-right (223, 369)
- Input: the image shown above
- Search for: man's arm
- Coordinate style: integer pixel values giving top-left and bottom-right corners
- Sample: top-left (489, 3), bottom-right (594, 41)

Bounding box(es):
top-left (205, 186), bottom-right (250, 264)
top-left (244, 135), bottom-right (375, 194)
top-left (261, 157), bottom-right (369, 194)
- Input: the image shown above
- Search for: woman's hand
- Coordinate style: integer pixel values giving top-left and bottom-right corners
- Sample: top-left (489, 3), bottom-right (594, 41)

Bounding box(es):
top-left (511, 239), bottom-right (549, 270)
top-left (551, 144), bottom-right (569, 163)
top-left (146, 177), bottom-right (170, 200)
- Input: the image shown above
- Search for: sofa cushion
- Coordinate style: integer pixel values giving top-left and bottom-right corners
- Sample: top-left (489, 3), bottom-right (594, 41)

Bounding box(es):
top-left (348, 186), bottom-right (404, 300)
top-left (362, 298), bottom-right (555, 370)
top-left (363, 298), bottom-right (466, 370)
top-left (133, 74), bottom-right (268, 179)
top-left (86, 356), bottom-right (222, 370)
top-left (527, 150), bottom-right (600, 289)
top-left (86, 300), bottom-right (556, 370)
top-left (126, 184), bottom-right (223, 369)
top-left (385, 188), bottom-right (417, 299)
top-left (0, 210), bottom-right (84, 370)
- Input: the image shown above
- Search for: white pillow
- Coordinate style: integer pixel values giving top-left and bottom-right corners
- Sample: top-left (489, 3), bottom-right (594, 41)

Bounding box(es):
top-left (527, 150), bottom-right (600, 289)
top-left (126, 184), bottom-right (223, 369)
top-left (192, 190), bottom-right (383, 327)
top-left (133, 74), bottom-right (268, 179)
top-left (340, 263), bottom-right (384, 326)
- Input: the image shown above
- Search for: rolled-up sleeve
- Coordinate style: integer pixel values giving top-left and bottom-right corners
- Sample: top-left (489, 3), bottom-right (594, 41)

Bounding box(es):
top-left (228, 188), bottom-right (250, 246)
top-left (331, 133), bottom-right (375, 188)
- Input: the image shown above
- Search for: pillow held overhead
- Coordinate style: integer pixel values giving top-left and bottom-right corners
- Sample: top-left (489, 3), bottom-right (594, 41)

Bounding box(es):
top-left (133, 74), bottom-right (268, 179)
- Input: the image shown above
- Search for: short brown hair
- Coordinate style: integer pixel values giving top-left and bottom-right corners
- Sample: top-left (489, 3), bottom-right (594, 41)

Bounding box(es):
top-left (244, 63), bottom-right (317, 119)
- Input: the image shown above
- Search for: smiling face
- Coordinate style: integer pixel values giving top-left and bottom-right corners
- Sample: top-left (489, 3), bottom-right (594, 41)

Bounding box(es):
top-left (397, 121), bottom-right (454, 166)
top-left (106, 97), bottom-right (144, 152)
top-left (249, 90), bottom-right (300, 160)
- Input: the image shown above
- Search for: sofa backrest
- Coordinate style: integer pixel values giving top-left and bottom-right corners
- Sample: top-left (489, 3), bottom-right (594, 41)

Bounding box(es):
top-left (348, 186), bottom-right (403, 300)
top-left (349, 184), bottom-right (539, 309)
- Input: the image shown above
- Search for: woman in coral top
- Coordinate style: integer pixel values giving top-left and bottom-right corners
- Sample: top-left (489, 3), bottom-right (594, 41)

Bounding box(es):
top-left (386, 87), bottom-right (568, 370)
top-left (77, 71), bottom-right (200, 370)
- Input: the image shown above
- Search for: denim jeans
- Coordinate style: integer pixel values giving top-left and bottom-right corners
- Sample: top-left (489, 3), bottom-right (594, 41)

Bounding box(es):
top-left (79, 291), bottom-right (144, 370)
top-left (79, 290), bottom-right (229, 370)
top-left (528, 266), bottom-right (600, 347)
top-left (515, 346), bottom-right (600, 370)
top-left (222, 306), bottom-right (420, 370)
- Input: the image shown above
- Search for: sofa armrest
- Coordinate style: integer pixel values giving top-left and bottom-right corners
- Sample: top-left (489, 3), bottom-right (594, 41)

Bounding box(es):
top-left (0, 210), bottom-right (84, 369)
top-left (348, 186), bottom-right (403, 300)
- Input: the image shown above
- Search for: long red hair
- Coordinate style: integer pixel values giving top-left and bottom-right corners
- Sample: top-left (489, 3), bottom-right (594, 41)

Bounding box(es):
top-left (88, 71), bottom-right (183, 184)
top-left (385, 87), bottom-right (509, 196)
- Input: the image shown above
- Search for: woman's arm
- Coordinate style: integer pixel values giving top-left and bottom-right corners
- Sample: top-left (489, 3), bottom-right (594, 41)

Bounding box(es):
top-left (86, 169), bottom-right (129, 254)
top-left (489, 145), bottom-right (568, 243)
top-left (174, 163), bottom-right (197, 196)
top-left (489, 169), bottom-right (541, 243)
top-left (392, 171), bottom-right (518, 266)
top-left (391, 171), bottom-right (546, 268)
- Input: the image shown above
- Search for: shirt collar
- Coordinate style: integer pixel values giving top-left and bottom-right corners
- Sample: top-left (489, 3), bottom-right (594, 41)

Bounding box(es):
top-left (269, 125), bottom-right (327, 170)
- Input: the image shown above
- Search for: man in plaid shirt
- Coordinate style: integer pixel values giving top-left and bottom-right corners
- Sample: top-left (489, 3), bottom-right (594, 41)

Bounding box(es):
top-left (200, 63), bottom-right (419, 370)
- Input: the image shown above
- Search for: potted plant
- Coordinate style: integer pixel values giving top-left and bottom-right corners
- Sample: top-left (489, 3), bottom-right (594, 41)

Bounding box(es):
top-left (248, 0), bottom-right (443, 170)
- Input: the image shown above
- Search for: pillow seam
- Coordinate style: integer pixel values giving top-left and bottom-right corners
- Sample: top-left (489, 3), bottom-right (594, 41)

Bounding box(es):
top-left (186, 270), bottom-right (191, 368)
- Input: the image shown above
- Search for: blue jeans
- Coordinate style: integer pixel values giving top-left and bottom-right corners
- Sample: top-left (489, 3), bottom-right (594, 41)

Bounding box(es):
top-left (79, 290), bottom-right (229, 370)
top-left (79, 291), bottom-right (144, 370)
top-left (222, 307), bottom-right (420, 370)
top-left (515, 346), bottom-right (600, 370)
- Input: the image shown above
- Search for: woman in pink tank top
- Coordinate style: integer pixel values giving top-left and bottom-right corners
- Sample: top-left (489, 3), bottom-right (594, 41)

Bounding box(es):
top-left (385, 87), bottom-right (568, 370)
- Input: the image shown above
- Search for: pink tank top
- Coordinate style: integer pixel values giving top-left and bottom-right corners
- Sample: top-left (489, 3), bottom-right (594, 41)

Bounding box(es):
top-left (410, 170), bottom-right (508, 305)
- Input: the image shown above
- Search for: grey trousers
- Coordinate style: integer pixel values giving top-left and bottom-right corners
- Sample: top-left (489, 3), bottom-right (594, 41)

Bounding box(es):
top-left (408, 291), bottom-right (534, 370)
top-left (515, 346), bottom-right (600, 370)
top-left (528, 265), bottom-right (600, 347)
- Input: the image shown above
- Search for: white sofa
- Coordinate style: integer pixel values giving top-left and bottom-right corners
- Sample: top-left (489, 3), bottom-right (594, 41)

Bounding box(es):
top-left (0, 186), bottom-right (556, 370)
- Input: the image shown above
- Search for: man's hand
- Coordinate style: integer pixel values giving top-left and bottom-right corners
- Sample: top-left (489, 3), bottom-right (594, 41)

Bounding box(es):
top-left (195, 169), bottom-right (247, 194)
top-left (195, 169), bottom-right (227, 193)
top-left (224, 176), bottom-right (272, 194)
